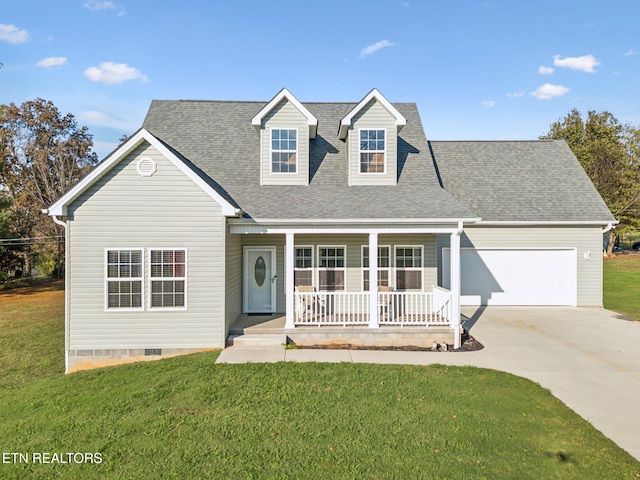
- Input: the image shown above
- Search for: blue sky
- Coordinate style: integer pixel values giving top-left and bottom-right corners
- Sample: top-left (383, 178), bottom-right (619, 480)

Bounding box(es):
top-left (2, 0), bottom-right (639, 159)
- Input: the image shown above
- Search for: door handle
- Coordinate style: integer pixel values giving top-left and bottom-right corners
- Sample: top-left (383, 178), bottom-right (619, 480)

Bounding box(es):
top-left (271, 275), bottom-right (278, 284)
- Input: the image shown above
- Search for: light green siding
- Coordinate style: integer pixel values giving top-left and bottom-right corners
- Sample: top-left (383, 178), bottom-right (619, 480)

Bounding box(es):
top-left (437, 226), bottom-right (604, 306)
top-left (67, 141), bottom-right (227, 350)
top-left (224, 230), bottom-right (243, 337)
top-left (235, 233), bottom-right (437, 314)
top-left (260, 99), bottom-right (309, 186)
top-left (348, 99), bottom-right (398, 186)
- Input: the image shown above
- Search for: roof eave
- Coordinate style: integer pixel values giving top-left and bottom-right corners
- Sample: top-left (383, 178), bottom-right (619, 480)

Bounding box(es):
top-left (46, 128), bottom-right (240, 218)
top-left (338, 88), bottom-right (407, 140)
top-left (251, 88), bottom-right (318, 139)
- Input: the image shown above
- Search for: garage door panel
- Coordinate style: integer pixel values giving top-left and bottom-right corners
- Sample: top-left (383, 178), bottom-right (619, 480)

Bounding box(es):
top-left (443, 248), bottom-right (577, 306)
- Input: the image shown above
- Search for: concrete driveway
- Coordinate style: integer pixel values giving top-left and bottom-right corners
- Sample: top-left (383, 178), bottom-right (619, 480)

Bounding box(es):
top-left (456, 307), bottom-right (640, 462)
top-left (217, 307), bottom-right (640, 461)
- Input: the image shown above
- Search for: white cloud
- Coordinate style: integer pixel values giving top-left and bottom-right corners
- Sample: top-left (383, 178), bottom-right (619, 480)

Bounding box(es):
top-left (84, 0), bottom-right (125, 15)
top-left (0, 24), bottom-right (29, 44)
top-left (482, 100), bottom-right (495, 108)
top-left (79, 110), bottom-right (138, 131)
top-left (507, 91), bottom-right (524, 98)
top-left (530, 83), bottom-right (570, 100)
top-left (625, 49), bottom-right (637, 56)
top-left (84, 62), bottom-right (149, 85)
top-left (538, 65), bottom-right (555, 75)
top-left (553, 54), bottom-right (600, 73)
top-left (360, 40), bottom-right (397, 58)
top-left (92, 140), bottom-right (119, 159)
top-left (36, 56), bottom-right (68, 68)
top-left (79, 110), bottom-right (109, 124)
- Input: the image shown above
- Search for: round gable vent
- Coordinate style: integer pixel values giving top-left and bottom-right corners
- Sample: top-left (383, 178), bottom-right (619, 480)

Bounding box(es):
top-left (137, 157), bottom-right (157, 177)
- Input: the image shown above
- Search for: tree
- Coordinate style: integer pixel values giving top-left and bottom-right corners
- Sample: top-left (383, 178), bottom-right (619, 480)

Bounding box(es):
top-left (0, 98), bottom-right (98, 277)
top-left (541, 109), bottom-right (640, 255)
top-left (0, 195), bottom-right (23, 281)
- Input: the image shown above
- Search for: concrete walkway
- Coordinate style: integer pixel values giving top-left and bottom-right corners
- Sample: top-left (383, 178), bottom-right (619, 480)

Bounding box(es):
top-left (217, 306), bottom-right (640, 462)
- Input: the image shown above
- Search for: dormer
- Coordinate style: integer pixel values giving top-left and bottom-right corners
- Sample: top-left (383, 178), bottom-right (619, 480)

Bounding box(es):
top-left (252, 88), bottom-right (317, 186)
top-left (339, 89), bottom-right (406, 186)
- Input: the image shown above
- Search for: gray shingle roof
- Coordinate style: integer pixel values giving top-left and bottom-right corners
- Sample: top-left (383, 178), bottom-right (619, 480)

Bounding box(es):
top-left (430, 140), bottom-right (615, 222)
top-left (142, 98), bottom-right (614, 224)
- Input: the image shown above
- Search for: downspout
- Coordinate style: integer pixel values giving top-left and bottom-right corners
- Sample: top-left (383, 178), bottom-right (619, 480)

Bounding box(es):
top-left (452, 221), bottom-right (464, 350)
top-left (602, 223), bottom-right (616, 255)
top-left (43, 209), bottom-right (70, 374)
top-left (602, 223), bottom-right (615, 235)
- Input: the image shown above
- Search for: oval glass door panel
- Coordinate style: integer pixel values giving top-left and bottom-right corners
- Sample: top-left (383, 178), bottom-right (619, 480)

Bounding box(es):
top-left (254, 256), bottom-right (266, 286)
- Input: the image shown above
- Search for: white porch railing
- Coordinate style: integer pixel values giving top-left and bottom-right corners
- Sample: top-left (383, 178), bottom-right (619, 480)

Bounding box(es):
top-left (294, 287), bottom-right (451, 327)
top-left (295, 291), bottom-right (370, 326)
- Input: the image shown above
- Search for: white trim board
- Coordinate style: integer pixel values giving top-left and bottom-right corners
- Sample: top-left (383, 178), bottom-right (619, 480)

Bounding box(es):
top-left (46, 128), bottom-right (240, 217)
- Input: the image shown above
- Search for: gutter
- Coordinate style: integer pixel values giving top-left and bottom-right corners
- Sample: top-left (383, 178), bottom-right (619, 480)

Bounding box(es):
top-left (43, 209), bottom-right (70, 374)
top-left (602, 223), bottom-right (616, 235)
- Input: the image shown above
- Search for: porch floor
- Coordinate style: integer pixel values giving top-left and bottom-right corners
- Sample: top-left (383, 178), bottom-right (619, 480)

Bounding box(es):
top-left (229, 313), bottom-right (456, 349)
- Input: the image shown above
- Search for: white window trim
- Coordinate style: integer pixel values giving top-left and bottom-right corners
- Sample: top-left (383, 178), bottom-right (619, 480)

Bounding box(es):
top-left (358, 128), bottom-right (387, 175)
top-left (394, 245), bottom-right (424, 291)
top-left (148, 248), bottom-right (188, 311)
top-left (361, 244), bottom-right (391, 291)
top-left (104, 248), bottom-right (144, 312)
top-left (316, 245), bottom-right (346, 292)
top-left (270, 127), bottom-right (299, 174)
top-left (294, 245), bottom-right (314, 289)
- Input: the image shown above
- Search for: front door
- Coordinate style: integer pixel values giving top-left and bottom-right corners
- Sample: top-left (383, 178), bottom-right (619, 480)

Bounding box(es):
top-left (243, 247), bottom-right (277, 313)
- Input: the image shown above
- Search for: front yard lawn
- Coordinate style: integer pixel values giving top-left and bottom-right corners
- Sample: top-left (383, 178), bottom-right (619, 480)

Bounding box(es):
top-left (604, 253), bottom-right (640, 320)
top-left (1, 282), bottom-right (638, 479)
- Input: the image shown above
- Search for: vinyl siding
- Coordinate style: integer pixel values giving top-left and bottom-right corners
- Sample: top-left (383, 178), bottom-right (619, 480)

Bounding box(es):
top-left (436, 226), bottom-right (603, 306)
top-left (349, 99), bottom-right (398, 186)
top-left (236, 233), bottom-right (437, 313)
top-left (67, 142), bottom-right (227, 350)
top-left (224, 230), bottom-right (243, 331)
top-left (260, 99), bottom-right (309, 186)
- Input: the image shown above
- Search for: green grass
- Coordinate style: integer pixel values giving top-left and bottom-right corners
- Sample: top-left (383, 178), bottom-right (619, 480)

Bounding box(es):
top-left (1, 283), bottom-right (639, 479)
top-left (604, 254), bottom-right (640, 320)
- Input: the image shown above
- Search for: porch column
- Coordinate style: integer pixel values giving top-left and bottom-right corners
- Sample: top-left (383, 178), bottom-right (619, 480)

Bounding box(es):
top-left (450, 228), bottom-right (462, 348)
top-left (285, 232), bottom-right (295, 329)
top-left (368, 232), bottom-right (379, 328)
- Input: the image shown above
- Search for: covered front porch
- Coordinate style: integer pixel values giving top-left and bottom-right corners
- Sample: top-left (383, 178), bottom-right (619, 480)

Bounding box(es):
top-left (227, 221), bottom-right (464, 348)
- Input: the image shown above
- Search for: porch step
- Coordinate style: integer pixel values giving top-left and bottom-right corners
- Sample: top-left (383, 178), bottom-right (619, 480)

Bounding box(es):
top-left (226, 333), bottom-right (287, 347)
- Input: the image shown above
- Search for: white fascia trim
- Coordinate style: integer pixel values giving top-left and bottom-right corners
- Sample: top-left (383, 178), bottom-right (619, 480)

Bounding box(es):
top-left (251, 88), bottom-right (318, 139)
top-left (475, 220), bottom-right (619, 226)
top-left (46, 128), bottom-right (240, 217)
top-left (230, 225), bottom-right (464, 235)
top-left (338, 88), bottom-right (407, 140)
top-left (230, 217), bottom-right (481, 225)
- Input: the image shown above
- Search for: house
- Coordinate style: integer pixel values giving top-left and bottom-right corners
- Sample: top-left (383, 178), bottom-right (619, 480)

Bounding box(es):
top-left (45, 88), bottom-right (616, 372)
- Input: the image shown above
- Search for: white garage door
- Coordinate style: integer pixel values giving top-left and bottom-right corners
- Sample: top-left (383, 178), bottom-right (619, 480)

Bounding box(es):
top-left (442, 248), bottom-right (577, 306)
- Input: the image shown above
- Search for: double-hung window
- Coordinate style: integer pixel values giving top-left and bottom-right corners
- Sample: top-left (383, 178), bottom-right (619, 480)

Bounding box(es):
top-left (271, 128), bottom-right (297, 173)
top-left (150, 249), bottom-right (187, 309)
top-left (317, 246), bottom-right (345, 291)
top-left (106, 249), bottom-right (143, 309)
top-left (294, 247), bottom-right (313, 287)
top-left (395, 246), bottom-right (423, 290)
top-left (360, 129), bottom-right (385, 173)
top-left (362, 246), bottom-right (390, 291)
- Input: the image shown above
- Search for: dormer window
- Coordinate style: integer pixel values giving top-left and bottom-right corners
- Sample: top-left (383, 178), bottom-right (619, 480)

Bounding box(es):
top-left (252, 89), bottom-right (316, 186)
top-left (360, 129), bottom-right (385, 173)
top-left (339, 89), bottom-right (406, 186)
top-left (271, 128), bottom-right (297, 173)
